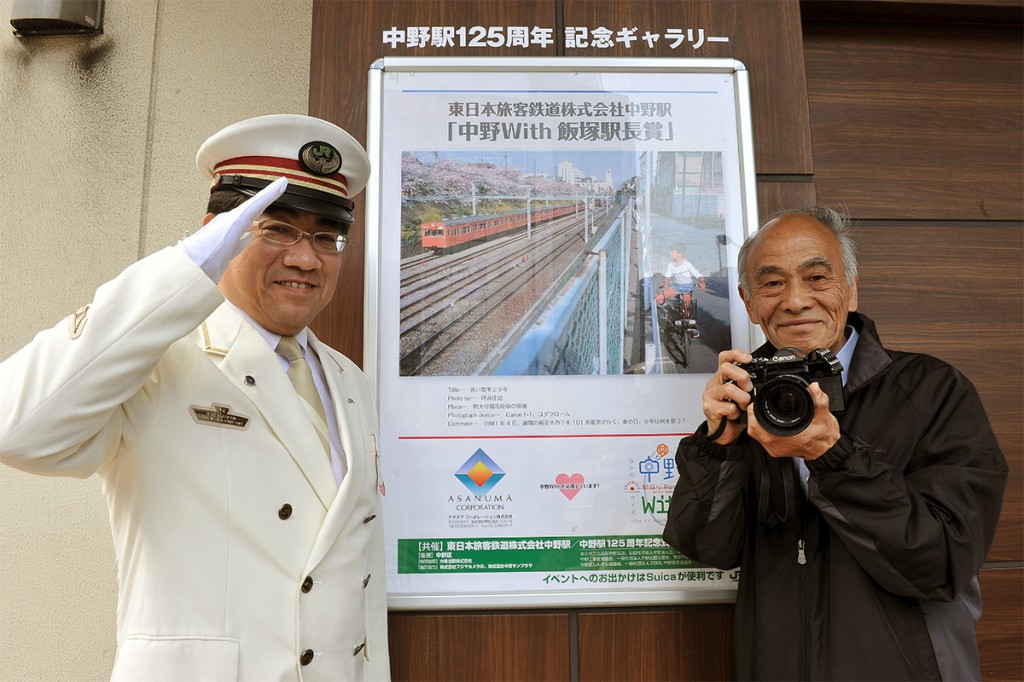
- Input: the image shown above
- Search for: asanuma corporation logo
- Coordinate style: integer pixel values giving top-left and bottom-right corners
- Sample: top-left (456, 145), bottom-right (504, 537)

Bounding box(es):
top-left (454, 448), bottom-right (505, 495)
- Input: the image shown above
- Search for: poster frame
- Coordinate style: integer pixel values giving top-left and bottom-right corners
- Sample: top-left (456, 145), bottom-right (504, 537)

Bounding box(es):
top-left (364, 57), bottom-right (760, 609)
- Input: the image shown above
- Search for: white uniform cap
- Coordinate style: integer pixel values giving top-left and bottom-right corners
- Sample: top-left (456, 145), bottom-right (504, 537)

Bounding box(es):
top-left (196, 114), bottom-right (370, 224)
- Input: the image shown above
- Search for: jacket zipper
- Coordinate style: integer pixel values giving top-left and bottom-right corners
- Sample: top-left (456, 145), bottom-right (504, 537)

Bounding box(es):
top-left (798, 503), bottom-right (809, 681)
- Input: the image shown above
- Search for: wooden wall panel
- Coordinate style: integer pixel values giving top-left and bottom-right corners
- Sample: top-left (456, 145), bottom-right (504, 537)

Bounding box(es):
top-left (577, 608), bottom-right (733, 682)
top-left (977, 567), bottom-right (1024, 682)
top-left (802, 0), bottom-right (1024, 25)
top-left (756, 181), bottom-right (817, 221)
top-left (564, 0), bottom-right (812, 176)
top-left (854, 224), bottom-right (1023, 561)
top-left (802, 20), bottom-right (1023, 220)
top-left (388, 612), bottom-right (569, 681)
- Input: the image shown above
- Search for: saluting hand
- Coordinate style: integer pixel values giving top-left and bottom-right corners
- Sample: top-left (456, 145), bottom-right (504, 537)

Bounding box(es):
top-left (178, 177), bottom-right (288, 283)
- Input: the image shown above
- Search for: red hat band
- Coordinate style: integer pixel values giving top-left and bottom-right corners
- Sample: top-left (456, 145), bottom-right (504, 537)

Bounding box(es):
top-left (212, 155), bottom-right (350, 199)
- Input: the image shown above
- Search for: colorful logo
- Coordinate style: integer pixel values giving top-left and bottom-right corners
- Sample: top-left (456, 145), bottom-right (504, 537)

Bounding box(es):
top-left (455, 448), bottom-right (505, 495)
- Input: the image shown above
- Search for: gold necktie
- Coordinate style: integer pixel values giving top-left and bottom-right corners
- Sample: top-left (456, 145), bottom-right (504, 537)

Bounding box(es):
top-left (276, 336), bottom-right (330, 456)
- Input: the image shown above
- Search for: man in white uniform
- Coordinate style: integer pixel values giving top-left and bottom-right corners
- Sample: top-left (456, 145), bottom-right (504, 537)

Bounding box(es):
top-left (0, 115), bottom-right (390, 681)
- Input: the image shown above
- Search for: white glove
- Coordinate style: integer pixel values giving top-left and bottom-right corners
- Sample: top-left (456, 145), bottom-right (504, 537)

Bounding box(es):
top-left (177, 176), bottom-right (288, 282)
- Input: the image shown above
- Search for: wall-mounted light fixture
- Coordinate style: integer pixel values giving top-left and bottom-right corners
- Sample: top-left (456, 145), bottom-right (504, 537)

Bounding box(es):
top-left (10, 0), bottom-right (103, 37)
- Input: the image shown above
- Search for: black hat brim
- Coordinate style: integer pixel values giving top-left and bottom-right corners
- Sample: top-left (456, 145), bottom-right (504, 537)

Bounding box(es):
top-left (214, 174), bottom-right (355, 224)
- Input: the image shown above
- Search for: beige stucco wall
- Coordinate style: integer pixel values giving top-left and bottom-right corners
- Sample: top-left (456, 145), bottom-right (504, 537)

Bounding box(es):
top-left (0, 1), bottom-right (313, 679)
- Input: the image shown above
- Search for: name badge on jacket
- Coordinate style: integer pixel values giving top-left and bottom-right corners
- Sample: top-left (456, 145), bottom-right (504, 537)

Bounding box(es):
top-left (189, 403), bottom-right (251, 430)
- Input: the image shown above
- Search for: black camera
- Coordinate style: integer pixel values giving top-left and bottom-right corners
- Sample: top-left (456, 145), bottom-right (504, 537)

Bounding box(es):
top-left (736, 347), bottom-right (845, 437)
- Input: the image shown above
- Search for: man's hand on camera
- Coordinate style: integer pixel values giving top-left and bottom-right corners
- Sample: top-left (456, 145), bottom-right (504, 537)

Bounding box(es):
top-left (178, 177), bottom-right (288, 283)
top-left (703, 349), bottom-right (754, 445)
top-left (747, 382), bottom-right (841, 460)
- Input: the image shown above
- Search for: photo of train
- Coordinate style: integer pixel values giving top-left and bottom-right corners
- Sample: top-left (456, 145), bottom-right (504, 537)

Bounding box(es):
top-left (421, 202), bottom-right (578, 253)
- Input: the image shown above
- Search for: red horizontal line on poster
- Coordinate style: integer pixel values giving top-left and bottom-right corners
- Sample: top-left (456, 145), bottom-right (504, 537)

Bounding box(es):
top-left (398, 433), bottom-right (692, 440)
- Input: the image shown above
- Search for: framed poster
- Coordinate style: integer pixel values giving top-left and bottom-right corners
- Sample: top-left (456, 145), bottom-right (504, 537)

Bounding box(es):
top-left (365, 57), bottom-right (759, 609)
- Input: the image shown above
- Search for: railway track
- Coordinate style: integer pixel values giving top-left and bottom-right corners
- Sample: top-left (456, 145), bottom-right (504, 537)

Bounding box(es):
top-left (397, 215), bottom-right (577, 329)
top-left (399, 214), bottom-right (574, 292)
top-left (398, 210), bottom-right (609, 375)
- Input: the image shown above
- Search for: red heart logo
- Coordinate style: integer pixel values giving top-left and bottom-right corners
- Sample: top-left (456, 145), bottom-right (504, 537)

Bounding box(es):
top-left (556, 473), bottom-right (585, 500)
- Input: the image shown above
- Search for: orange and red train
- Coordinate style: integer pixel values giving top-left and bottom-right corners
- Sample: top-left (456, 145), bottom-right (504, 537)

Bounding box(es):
top-left (421, 203), bottom-right (577, 253)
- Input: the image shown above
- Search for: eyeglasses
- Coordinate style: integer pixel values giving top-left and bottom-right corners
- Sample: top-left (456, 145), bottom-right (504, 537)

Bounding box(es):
top-left (254, 219), bottom-right (349, 254)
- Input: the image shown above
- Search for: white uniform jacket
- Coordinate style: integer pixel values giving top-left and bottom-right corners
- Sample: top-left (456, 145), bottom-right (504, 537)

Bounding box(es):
top-left (0, 248), bottom-right (390, 682)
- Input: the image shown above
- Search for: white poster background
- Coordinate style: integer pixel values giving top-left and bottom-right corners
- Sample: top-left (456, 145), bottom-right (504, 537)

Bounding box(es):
top-left (366, 58), bottom-right (759, 608)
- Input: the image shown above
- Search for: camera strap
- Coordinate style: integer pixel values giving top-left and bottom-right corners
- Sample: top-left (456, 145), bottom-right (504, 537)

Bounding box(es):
top-left (757, 456), bottom-right (796, 528)
top-left (706, 418), bottom-right (729, 442)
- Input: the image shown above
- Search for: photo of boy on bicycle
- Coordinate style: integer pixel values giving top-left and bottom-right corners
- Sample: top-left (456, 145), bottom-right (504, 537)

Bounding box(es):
top-left (655, 245), bottom-right (707, 317)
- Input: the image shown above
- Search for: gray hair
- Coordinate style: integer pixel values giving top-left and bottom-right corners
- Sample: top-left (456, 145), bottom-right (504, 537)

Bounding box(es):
top-left (737, 206), bottom-right (858, 292)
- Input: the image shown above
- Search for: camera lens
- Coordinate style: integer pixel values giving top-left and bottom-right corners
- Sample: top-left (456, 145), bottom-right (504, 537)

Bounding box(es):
top-left (754, 375), bottom-right (814, 436)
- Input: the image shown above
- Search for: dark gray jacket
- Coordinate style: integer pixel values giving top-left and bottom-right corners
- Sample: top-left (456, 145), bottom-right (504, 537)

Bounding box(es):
top-left (663, 312), bottom-right (1007, 680)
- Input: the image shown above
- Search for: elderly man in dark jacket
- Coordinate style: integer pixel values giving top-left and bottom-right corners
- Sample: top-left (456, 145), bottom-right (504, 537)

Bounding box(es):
top-left (662, 207), bottom-right (1007, 681)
